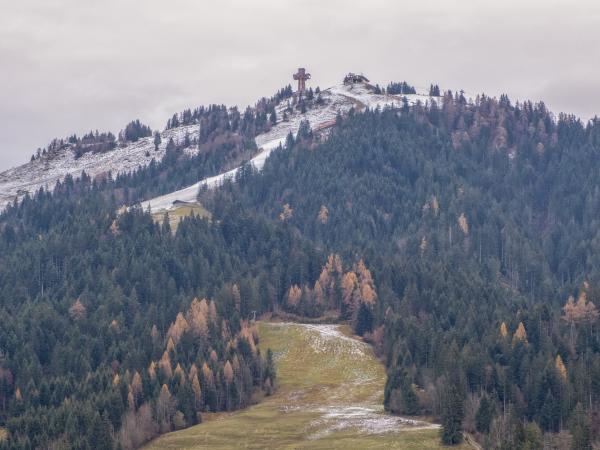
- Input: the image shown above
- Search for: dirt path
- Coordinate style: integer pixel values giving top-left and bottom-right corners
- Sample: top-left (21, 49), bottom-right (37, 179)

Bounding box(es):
top-left (144, 322), bottom-right (471, 449)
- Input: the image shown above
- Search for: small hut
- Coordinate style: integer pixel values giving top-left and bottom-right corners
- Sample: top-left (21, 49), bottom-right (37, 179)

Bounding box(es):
top-left (343, 73), bottom-right (369, 85)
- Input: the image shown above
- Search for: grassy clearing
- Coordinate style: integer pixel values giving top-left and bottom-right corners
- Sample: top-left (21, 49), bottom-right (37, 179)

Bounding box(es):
top-left (144, 322), bottom-right (472, 449)
top-left (0, 427), bottom-right (7, 442)
top-left (151, 203), bottom-right (211, 232)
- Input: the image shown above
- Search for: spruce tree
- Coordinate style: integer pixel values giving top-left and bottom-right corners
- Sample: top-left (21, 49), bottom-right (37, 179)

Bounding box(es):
top-left (539, 390), bottom-right (559, 432)
top-left (440, 382), bottom-right (464, 445)
top-left (475, 395), bottom-right (493, 433)
top-left (154, 131), bottom-right (162, 151)
top-left (400, 377), bottom-right (419, 415)
top-left (355, 302), bottom-right (373, 336)
top-left (569, 403), bottom-right (592, 450)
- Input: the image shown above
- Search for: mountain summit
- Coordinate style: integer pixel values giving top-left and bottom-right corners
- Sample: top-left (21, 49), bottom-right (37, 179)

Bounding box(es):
top-left (0, 75), bottom-right (442, 212)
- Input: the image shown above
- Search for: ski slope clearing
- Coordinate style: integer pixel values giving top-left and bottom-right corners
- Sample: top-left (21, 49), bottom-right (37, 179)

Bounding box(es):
top-left (141, 82), bottom-right (443, 213)
top-left (144, 322), bottom-right (468, 450)
top-left (0, 125), bottom-right (199, 211)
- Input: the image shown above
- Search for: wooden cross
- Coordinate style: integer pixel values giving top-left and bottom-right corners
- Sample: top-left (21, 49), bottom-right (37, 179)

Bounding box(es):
top-left (293, 67), bottom-right (311, 93)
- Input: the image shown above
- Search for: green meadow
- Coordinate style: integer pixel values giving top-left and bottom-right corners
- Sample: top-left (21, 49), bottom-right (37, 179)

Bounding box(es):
top-left (144, 322), bottom-right (472, 450)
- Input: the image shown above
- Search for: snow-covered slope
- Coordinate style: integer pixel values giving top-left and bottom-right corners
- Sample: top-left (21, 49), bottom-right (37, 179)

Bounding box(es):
top-left (142, 82), bottom-right (442, 213)
top-left (0, 79), bottom-right (447, 214)
top-left (0, 125), bottom-right (199, 211)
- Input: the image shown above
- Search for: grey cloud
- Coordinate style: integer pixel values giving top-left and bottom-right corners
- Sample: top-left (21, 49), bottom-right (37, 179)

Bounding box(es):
top-left (1, 0), bottom-right (599, 170)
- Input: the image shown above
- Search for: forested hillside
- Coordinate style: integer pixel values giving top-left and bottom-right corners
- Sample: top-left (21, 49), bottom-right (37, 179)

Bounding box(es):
top-left (1, 84), bottom-right (600, 449)
top-left (0, 178), bottom-right (315, 448)
top-left (210, 94), bottom-right (600, 448)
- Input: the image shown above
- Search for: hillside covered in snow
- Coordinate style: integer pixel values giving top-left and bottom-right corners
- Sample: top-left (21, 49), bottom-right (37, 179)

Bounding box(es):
top-left (0, 125), bottom-right (199, 211)
top-left (141, 80), bottom-right (445, 213)
top-left (0, 77), bottom-right (444, 213)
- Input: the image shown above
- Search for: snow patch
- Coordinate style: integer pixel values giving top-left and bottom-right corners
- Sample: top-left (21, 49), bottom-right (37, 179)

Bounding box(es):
top-left (308, 405), bottom-right (438, 439)
top-left (269, 322), bottom-right (439, 439)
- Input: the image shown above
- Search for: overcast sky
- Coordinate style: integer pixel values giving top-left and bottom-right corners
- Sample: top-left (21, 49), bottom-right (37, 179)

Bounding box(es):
top-left (1, 0), bottom-right (599, 171)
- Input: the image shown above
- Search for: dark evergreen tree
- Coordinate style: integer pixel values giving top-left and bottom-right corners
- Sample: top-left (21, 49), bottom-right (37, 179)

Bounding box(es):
top-left (569, 403), bottom-right (592, 450)
top-left (122, 120), bottom-right (152, 142)
top-left (154, 131), bottom-right (162, 151)
top-left (355, 302), bottom-right (373, 336)
top-left (440, 382), bottom-right (464, 444)
top-left (475, 395), bottom-right (493, 433)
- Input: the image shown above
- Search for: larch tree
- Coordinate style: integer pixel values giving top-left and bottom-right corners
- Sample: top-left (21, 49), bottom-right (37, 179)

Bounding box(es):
top-left (188, 364), bottom-right (198, 382)
top-left (150, 324), bottom-right (160, 342)
top-left (318, 253), bottom-right (343, 309)
top-left (166, 337), bottom-right (176, 353)
top-left (221, 320), bottom-right (231, 341)
top-left (313, 280), bottom-right (325, 306)
top-left (202, 363), bottom-right (214, 388)
top-left (361, 283), bottom-right (377, 305)
top-left (159, 351), bottom-right (173, 379)
top-left (187, 298), bottom-right (209, 339)
top-left (191, 373), bottom-right (202, 410)
top-left (458, 213), bottom-right (469, 236)
top-left (340, 260), bottom-right (378, 329)
top-left (69, 299), bottom-right (86, 320)
top-left (156, 384), bottom-right (175, 432)
top-left (224, 361), bottom-right (234, 384)
top-left (563, 290), bottom-right (599, 347)
top-left (357, 260), bottom-right (377, 305)
top-left (14, 387), bottom-right (22, 403)
top-left (148, 361), bottom-right (157, 380)
top-left (555, 355), bottom-right (567, 383)
top-left (208, 300), bottom-right (218, 324)
top-left (174, 364), bottom-right (186, 386)
top-left (166, 312), bottom-right (189, 346)
top-left (431, 195), bottom-right (440, 217)
top-left (341, 271), bottom-right (359, 319)
top-left (317, 205), bottom-right (329, 224)
top-left (317, 269), bottom-right (332, 307)
top-left (500, 322), bottom-right (508, 338)
top-left (239, 326), bottom-right (257, 354)
top-left (287, 285), bottom-right (302, 308)
top-left (131, 371), bottom-right (143, 405)
top-left (279, 203), bottom-right (293, 221)
top-left (127, 389), bottom-right (135, 410)
top-left (109, 219), bottom-right (120, 235)
top-left (512, 322), bottom-right (528, 346)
